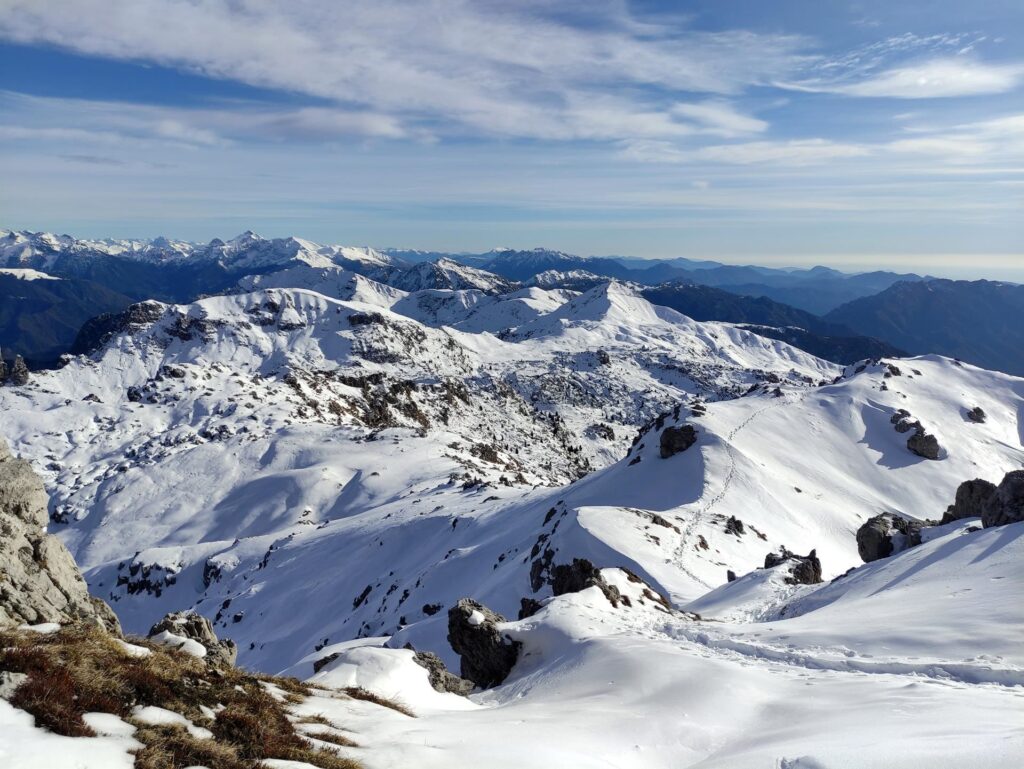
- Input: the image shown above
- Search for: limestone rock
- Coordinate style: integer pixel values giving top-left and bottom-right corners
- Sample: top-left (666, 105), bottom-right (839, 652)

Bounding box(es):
top-left (941, 479), bottom-right (997, 524)
top-left (856, 513), bottom-right (923, 562)
top-left (981, 470), bottom-right (1024, 528)
top-left (907, 428), bottom-right (941, 460)
top-left (0, 440), bottom-right (114, 630)
top-left (660, 425), bottom-right (697, 458)
top-left (551, 558), bottom-right (621, 607)
top-left (148, 610), bottom-right (238, 667)
top-left (763, 547), bottom-right (822, 585)
top-left (8, 355), bottom-right (29, 386)
top-left (411, 650), bottom-right (475, 696)
top-left (447, 598), bottom-right (520, 688)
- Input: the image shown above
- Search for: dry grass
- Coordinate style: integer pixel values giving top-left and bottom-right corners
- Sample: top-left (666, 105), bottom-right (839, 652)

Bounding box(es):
top-left (306, 730), bottom-right (361, 748)
top-left (0, 623), bottom-right (364, 769)
top-left (343, 686), bottom-right (415, 717)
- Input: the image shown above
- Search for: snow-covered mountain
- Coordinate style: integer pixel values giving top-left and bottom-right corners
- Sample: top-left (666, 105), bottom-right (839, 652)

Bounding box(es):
top-left (390, 257), bottom-right (519, 294)
top-left (2, 237), bottom-right (1023, 767)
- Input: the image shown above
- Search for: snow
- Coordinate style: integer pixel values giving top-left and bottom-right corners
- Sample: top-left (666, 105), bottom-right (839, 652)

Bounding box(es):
top-left (0, 701), bottom-right (138, 769)
top-left (0, 267), bottom-right (60, 281)
top-left (1, 247), bottom-right (1022, 766)
top-left (18, 623), bottom-right (61, 634)
top-left (115, 639), bottom-right (153, 658)
top-left (466, 610), bottom-right (485, 626)
top-left (149, 630), bottom-right (207, 658)
top-left (132, 705), bottom-right (214, 739)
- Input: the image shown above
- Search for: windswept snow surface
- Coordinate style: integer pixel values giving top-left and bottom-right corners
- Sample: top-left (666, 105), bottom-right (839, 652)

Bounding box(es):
top-left (1, 275), bottom-right (1022, 766)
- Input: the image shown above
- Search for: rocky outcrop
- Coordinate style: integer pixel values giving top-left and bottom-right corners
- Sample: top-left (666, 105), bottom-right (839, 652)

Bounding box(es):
top-left (981, 471), bottom-right (1024, 528)
top-left (660, 425), bottom-right (697, 458)
top-left (8, 355), bottom-right (29, 386)
top-left (941, 479), bottom-right (997, 524)
top-left (763, 548), bottom-right (822, 585)
top-left (966, 406), bottom-right (987, 424)
top-left (0, 440), bottom-right (115, 630)
top-left (411, 649), bottom-right (475, 695)
top-left (148, 610), bottom-right (238, 668)
top-left (447, 598), bottom-right (521, 688)
top-left (551, 558), bottom-right (621, 607)
top-left (856, 513), bottom-right (924, 562)
top-left (906, 428), bottom-right (941, 460)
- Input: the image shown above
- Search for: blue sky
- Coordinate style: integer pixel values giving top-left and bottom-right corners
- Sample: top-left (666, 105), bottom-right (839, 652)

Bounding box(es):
top-left (0, 0), bottom-right (1022, 278)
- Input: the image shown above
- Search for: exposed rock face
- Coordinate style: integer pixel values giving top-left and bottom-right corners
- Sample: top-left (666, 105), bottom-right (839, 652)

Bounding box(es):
top-left (981, 471), bottom-right (1024, 528)
top-left (8, 355), bottom-right (29, 386)
top-left (660, 425), bottom-right (697, 458)
top-left (966, 406), bottom-right (987, 424)
top-left (907, 427), bottom-right (941, 460)
top-left (148, 610), bottom-right (238, 668)
top-left (551, 558), bottom-right (621, 607)
top-left (763, 548), bottom-right (822, 585)
top-left (517, 597), bottom-right (543, 619)
top-left (411, 650), bottom-right (475, 696)
top-left (0, 440), bottom-right (114, 630)
top-left (447, 598), bottom-right (521, 688)
top-left (856, 513), bottom-right (924, 562)
top-left (941, 479), bottom-right (997, 524)
top-left (0, 357), bottom-right (7, 383)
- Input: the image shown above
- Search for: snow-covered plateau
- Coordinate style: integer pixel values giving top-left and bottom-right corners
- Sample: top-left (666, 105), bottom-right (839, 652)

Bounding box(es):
top-left (1, 271), bottom-right (1022, 768)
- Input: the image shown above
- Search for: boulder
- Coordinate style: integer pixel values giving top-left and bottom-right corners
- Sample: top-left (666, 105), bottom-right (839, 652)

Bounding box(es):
top-left (907, 428), bottom-right (941, 460)
top-left (660, 425), bottom-right (697, 458)
top-left (941, 479), bottom-right (997, 524)
top-left (763, 548), bottom-right (822, 585)
top-left (981, 471), bottom-right (1024, 528)
top-left (551, 558), bottom-right (621, 607)
top-left (0, 440), bottom-right (116, 631)
top-left (411, 650), bottom-right (475, 696)
top-left (966, 406), bottom-right (987, 424)
top-left (148, 610), bottom-right (238, 667)
top-left (856, 513), bottom-right (924, 562)
top-left (447, 598), bottom-right (520, 688)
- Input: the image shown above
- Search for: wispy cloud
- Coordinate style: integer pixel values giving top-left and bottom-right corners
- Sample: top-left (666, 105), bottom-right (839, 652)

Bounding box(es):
top-left (0, 0), bottom-right (805, 144)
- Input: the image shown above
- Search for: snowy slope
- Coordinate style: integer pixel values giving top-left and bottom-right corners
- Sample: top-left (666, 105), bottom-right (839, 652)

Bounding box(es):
top-left (390, 258), bottom-right (518, 294)
top-left (2, 265), bottom-right (1022, 767)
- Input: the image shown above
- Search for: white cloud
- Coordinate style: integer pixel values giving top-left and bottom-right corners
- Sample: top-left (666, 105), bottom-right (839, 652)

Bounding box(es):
top-left (837, 59), bottom-right (1024, 98)
top-left (0, 0), bottom-right (805, 143)
top-left (623, 138), bottom-right (870, 166)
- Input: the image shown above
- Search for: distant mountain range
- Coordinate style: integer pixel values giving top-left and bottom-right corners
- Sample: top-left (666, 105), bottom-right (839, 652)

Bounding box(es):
top-left (826, 279), bottom-right (1024, 375)
top-left (2, 228), bottom-right (1017, 375)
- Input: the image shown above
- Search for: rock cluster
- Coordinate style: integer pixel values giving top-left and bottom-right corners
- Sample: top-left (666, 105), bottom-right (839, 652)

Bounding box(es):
top-left (856, 513), bottom-right (925, 562)
top-left (890, 409), bottom-right (942, 460)
top-left (941, 479), bottom-right (997, 524)
top-left (411, 649), bottom-right (475, 695)
top-left (660, 424), bottom-right (698, 458)
top-left (148, 611), bottom-right (238, 668)
top-left (0, 440), bottom-right (114, 630)
top-left (551, 558), bottom-right (621, 607)
top-left (981, 470), bottom-right (1024, 528)
top-left (447, 598), bottom-right (520, 688)
top-left (763, 548), bottom-right (822, 585)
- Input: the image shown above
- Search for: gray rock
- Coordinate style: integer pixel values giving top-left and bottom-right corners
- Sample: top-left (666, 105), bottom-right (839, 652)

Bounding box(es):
top-left (551, 558), bottom-right (621, 607)
top-left (907, 428), bottom-right (941, 460)
top-left (763, 548), bottom-right (822, 584)
top-left (0, 440), bottom-right (115, 631)
top-left (8, 355), bottom-right (29, 386)
top-left (0, 357), bottom-right (7, 384)
top-left (148, 610), bottom-right (237, 667)
top-left (856, 513), bottom-right (924, 562)
top-left (660, 425), bottom-right (697, 458)
top-left (941, 479), bottom-right (997, 524)
top-left (447, 598), bottom-right (521, 688)
top-left (981, 470), bottom-right (1024, 528)
top-left (411, 650), bottom-right (474, 696)
top-left (966, 406), bottom-right (987, 424)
